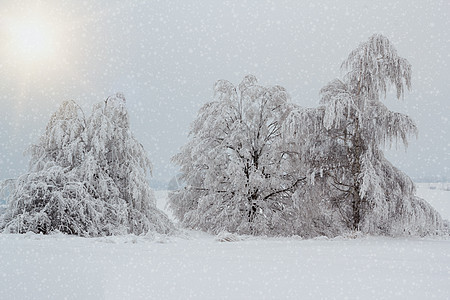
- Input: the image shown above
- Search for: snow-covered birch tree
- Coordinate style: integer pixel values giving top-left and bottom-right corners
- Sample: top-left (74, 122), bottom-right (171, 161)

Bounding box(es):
top-left (169, 75), bottom-right (305, 235)
top-left (0, 94), bottom-right (174, 236)
top-left (286, 34), bottom-right (444, 236)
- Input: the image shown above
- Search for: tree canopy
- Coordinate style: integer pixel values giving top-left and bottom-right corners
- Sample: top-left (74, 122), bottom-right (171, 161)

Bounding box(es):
top-left (169, 75), bottom-right (305, 235)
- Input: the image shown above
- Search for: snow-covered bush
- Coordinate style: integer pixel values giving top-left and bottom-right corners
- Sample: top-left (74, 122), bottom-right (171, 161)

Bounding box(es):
top-left (169, 75), bottom-right (305, 235)
top-left (0, 95), bottom-right (174, 236)
top-left (286, 34), bottom-right (444, 236)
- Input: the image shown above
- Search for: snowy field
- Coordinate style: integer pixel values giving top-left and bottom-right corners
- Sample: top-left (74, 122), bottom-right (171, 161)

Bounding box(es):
top-left (0, 187), bottom-right (449, 300)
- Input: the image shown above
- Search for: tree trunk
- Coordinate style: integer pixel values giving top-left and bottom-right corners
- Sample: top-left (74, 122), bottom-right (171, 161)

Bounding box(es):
top-left (351, 184), bottom-right (361, 230)
top-left (350, 129), bottom-right (363, 230)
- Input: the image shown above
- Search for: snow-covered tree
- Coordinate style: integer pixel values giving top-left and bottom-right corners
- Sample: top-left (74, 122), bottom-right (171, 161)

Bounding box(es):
top-left (0, 95), bottom-right (173, 236)
top-left (286, 34), bottom-right (444, 236)
top-left (83, 95), bottom-right (173, 234)
top-left (282, 107), bottom-right (344, 237)
top-left (169, 75), bottom-right (304, 235)
top-left (0, 101), bottom-right (107, 235)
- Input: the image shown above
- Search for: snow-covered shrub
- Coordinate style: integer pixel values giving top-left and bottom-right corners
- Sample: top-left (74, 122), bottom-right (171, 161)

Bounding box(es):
top-left (0, 166), bottom-right (124, 235)
top-left (0, 95), bottom-right (174, 236)
top-left (215, 231), bottom-right (243, 242)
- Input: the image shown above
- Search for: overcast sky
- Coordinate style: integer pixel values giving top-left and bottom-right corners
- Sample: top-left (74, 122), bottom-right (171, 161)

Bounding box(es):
top-left (0, 0), bottom-right (449, 186)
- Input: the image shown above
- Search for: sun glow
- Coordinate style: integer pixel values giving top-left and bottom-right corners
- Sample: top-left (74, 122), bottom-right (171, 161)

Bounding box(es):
top-left (4, 14), bottom-right (61, 66)
top-left (12, 22), bottom-right (52, 57)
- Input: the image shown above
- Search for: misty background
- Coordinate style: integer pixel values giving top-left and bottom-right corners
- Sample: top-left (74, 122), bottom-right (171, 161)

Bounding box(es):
top-left (0, 0), bottom-right (448, 188)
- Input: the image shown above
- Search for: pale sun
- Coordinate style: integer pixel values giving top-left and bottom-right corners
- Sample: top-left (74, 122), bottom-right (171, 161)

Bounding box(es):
top-left (14, 24), bottom-right (51, 56)
top-left (6, 17), bottom-right (58, 63)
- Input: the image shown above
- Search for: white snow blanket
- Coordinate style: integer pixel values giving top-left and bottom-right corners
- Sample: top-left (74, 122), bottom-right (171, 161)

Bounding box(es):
top-left (0, 187), bottom-right (448, 299)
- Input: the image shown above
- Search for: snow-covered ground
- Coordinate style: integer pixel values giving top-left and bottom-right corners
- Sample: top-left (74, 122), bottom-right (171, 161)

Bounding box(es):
top-left (416, 184), bottom-right (450, 222)
top-left (0, 187), bottom-right (449, 300)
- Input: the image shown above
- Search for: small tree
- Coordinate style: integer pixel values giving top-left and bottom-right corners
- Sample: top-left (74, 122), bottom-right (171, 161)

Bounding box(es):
top-left (286, 34), bottom-right (444, 235)
top-left (169, 75), bottom-right (304, 235)
top-left (1, 95), bottom-right (174, 236)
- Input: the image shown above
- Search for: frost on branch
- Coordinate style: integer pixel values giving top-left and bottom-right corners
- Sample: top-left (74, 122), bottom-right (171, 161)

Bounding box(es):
top-left (1, 95), bottom-right (174, 236)
top-left (169, 75), bottom-right (305, 235)
top-left (342, 33), bottom-right (412, 101)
